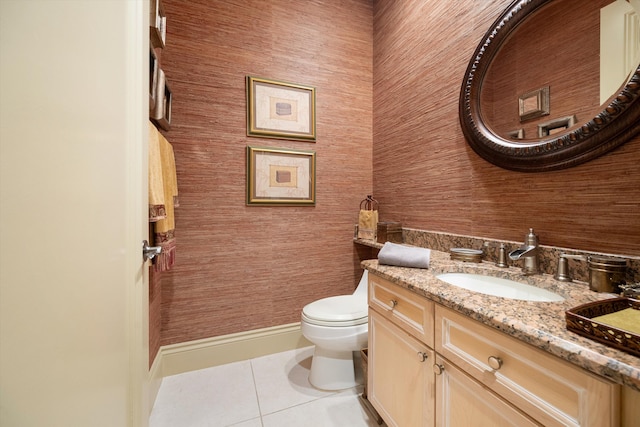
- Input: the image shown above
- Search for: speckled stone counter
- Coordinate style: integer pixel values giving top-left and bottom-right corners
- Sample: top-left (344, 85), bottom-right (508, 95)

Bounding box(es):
top-left (361, 249), bottom-right (640, 392)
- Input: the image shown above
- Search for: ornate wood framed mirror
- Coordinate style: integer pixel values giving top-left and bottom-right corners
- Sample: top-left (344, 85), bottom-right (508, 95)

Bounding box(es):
top-left (459, 0), bottom-right (640, 172)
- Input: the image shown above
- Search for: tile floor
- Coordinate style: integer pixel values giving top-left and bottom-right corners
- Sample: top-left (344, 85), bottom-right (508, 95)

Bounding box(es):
top-left (149, 346), bottom-right (383, 427)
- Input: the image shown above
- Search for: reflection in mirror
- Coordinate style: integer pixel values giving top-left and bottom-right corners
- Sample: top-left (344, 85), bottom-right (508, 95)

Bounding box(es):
top-left (538, 115), bottom-right (577, 138)
top-left (481, 0), bottom-right (638, 141)
top-left (601, 0), bottom-right (640, 104)
top-left (459, 0), bottom-right (640, 172)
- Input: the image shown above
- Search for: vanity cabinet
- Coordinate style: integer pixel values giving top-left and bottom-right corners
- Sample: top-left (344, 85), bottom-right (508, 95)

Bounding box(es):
top-left (368, 274), bottom-right (434, 346)
top-left (369, 310), bottom-right (435, 427)
top-left (433, 354), bottom-right (540, 426)
top-left (368, 275), bottom-right (435, 427)
top-left (367, 272), bottom-right (621, 427)
top-left (436, 306), bottom-right (619, 427)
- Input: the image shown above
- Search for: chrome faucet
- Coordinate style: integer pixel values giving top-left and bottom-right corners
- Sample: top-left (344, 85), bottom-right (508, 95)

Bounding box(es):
top-left (508, 228), bottom-right (539, 275)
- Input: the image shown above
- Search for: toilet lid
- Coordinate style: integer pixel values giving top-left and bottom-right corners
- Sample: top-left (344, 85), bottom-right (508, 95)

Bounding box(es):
top-left (302, 295), bottom-right (368, 324)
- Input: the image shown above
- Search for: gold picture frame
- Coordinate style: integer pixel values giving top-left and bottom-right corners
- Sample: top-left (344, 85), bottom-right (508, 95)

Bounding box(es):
top-left (149, 47), bottom-right (159, 116)
top-left (519, 86), bottom-right (550, 122)
top-left (246, 146), bottom-right (316, 206)
top-left (538, 115), bottom-right (577, 137)
top-left (246, 76), bottom-right (316, 141)
top-left (150, 0), bottom-right (166, 49)
top-left (506, 128), bottom-right (524, 140)
top-left (151, 69), bottom-right (172, 131)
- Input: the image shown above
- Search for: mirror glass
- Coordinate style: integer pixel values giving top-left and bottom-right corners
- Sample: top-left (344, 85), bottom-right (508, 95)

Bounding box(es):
top-left (459, 0), bottom-right (640, 172)
top-left (482, 0), bottom-right (637, 141)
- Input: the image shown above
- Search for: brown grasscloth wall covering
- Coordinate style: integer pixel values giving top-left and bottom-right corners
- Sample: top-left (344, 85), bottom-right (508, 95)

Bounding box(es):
top-left (373, 0), bottom-right (640, 256)
top-left (150, 0), bottom-right (640, 359)
top-left (483, 0), bottom-right (609, 138)
top-left (153, 0), bottom-right (374, 351)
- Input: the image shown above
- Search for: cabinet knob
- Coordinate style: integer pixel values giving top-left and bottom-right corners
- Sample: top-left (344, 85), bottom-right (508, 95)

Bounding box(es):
top-left (433, 364), bottom-right (444, 375)
top-left (417, 351), bottom-right (428, 362)
top-left (389, 299), bottom-right (398, 309)
top-left (488, 356), bottom-right (503, 370)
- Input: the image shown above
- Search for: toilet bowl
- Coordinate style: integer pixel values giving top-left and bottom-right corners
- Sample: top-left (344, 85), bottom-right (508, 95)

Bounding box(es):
top-left (301, 270), bottom-right (369, 390)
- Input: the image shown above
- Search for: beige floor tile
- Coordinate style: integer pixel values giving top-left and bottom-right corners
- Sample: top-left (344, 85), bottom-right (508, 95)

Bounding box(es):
top-left (252, 346), bottom-right (336, 415)
top-left (149, 360), bottom-right (260, 427)
top-left (150, 346), bottom-right (374, 426)
top-left (261, 388), bottom-right (379, 427)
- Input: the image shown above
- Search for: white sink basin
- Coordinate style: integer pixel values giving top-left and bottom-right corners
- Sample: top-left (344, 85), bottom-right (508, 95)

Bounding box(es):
top-left (436, 273), bottom-right (564, 302)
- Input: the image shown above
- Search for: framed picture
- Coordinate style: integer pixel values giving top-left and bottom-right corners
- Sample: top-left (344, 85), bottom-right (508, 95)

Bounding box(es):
top-left (246, 76), bottom-right (316, 141)
top-left (538, 115), bottom-right (577, 137)
top-left (150, 0), bottom-right (166, 49)
top-left (519, 86), bottom-right (550, 121)
top-left (149, 47), bottom-right (159, 116)
top-left (152, 69), bottom-right (172, 131)
top-left (246, 146), bottom-right (316, 206)
top-left (506, 128), bottom-right (524, 140)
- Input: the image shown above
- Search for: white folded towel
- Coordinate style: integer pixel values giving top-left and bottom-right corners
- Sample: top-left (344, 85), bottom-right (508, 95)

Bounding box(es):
top-left (378, 242), bottom-right (431, 268)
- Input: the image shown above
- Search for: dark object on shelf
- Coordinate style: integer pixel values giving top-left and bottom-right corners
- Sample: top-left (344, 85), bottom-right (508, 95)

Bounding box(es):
top-left (377, 222), bottom-right (402, 244)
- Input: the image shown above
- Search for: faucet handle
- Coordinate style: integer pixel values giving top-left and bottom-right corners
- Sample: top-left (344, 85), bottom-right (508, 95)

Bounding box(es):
top-left (554, 253), bottom-right (587, 282)
top-left (555, 256), bottom-right (572, 282)
top-left (483, 242), bottom-right (509, 268)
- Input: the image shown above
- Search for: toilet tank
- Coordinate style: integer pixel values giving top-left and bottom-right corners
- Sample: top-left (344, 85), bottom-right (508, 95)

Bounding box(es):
top-left (353, 270), bottom-right (368, 296)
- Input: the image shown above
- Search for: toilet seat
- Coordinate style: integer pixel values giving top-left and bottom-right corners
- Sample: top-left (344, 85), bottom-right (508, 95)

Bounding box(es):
top-left (302, 295), bottom-right (368, 327)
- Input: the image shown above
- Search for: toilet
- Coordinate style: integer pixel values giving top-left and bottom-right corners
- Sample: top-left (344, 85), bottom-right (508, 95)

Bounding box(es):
top-left (301, 270), bottom-right (369, 390)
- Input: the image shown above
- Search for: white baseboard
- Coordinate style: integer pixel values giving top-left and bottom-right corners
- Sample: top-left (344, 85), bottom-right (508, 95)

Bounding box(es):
top-left (148, 322), bottom-right (311, 409)
top-left (149, 321), bottom-right (311, 380)
top-left (148, 351), bottom-right (163, 414)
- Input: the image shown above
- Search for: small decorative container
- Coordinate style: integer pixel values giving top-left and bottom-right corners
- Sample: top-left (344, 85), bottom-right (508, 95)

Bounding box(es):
top-left (450, 248), bottom-right (483, 263)
top-left (588, 256), bottom-right (627, 293)
top-left (377, 222), bottom-right (402, 244)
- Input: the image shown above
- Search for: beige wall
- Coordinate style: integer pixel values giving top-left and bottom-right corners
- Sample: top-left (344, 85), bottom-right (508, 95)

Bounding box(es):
top-left (1, 1), bottom-right (148, 425)
top-left (152, 0), bottom-right (640, 355)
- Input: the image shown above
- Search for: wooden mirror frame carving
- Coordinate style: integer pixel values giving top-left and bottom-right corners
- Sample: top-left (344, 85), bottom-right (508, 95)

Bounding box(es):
top-left (459, 0), bottom-right (640, 172)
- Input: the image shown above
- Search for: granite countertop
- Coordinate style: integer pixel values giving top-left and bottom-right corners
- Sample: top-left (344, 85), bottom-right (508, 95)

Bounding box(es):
top-left (361, 249), bottom-right (640, 392)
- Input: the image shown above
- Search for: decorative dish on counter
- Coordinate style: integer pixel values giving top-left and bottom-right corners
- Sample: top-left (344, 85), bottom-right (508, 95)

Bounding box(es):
top-left (566, 297), bottom-right (640, 357)
top-left (449, 247), bottom-right (483, 263)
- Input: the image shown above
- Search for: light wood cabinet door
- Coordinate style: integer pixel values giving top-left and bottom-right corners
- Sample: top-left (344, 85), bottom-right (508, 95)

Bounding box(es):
top-left (436, 305), bottom-right (619, 427)
top-left (434, 355), bottom-right (541, 427)
top-left (369, 274), bottom-right (434, 347)
top-left (368, 309), bottom-right (435, 427)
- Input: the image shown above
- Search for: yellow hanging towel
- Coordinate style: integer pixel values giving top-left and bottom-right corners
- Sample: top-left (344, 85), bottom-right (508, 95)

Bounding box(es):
top-left (148, 121), bottom-right (166, 221)
top-left (357, 195), bottom-right (378, 240)
top-left (148, 121), bottom-right (179, 272)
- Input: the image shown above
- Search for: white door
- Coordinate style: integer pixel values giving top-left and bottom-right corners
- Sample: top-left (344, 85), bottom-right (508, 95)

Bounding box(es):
top-left (0, 1), bottom-right (149, 426)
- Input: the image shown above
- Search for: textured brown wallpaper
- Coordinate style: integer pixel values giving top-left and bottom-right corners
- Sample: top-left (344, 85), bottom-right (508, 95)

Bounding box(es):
top-left (155, 0), bottom-right (374, 348)
top-left (373, 0), bottom-right (640, 257)
top-left (150, 0), bottom-right (640, 357)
